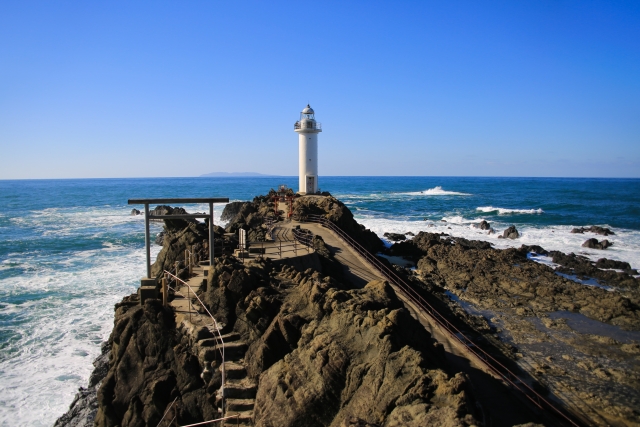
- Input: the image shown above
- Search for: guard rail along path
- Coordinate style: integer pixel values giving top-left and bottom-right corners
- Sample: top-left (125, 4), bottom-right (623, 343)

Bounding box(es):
top-left (302, 213), bottom-right (583, 427)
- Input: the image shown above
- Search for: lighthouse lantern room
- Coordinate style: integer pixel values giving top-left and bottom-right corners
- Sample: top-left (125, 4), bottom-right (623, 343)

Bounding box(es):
top-left (294, 104), bottom-right (322, 194)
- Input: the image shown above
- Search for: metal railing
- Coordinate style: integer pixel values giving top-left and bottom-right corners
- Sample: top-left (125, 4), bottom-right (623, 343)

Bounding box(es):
top-left (293, 121), bottom-right (322, 131)
top-left (303, 214), bottom-right (582, 427)
top-left (163, 270), bottom-right (227, 419)
top-left (179, 415), bottom-right (241, 426)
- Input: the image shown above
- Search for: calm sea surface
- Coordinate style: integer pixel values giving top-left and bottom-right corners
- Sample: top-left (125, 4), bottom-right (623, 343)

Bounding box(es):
top-left (1, 176), bottom-right (639, 426)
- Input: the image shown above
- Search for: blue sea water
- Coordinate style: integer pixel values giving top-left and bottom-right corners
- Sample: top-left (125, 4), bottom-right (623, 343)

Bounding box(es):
top-left (0, 176), bottom-right (639, 426)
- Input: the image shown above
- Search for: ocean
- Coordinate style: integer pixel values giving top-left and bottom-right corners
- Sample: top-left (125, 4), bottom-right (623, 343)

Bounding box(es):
top-left (1, 176), bottom-right (639, 426)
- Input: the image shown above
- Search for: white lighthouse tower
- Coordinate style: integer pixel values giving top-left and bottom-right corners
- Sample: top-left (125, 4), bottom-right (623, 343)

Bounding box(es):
top-left (294, 104), bottom-right (322, 194)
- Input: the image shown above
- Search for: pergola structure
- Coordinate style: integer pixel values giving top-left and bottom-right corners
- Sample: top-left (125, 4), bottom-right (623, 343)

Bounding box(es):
top-left (128, 197), bottom-right (229, 279)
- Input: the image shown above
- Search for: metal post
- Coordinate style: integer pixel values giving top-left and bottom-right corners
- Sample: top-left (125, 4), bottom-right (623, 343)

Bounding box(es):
top-left (209, 202), bottom-right (214, 268)
top-left (144, 204), bottom-right (151, 278)
top-left (162, 277), bottom-right (167, 306)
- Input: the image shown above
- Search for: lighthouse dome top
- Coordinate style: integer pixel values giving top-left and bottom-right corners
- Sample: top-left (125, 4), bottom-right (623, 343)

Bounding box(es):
top-left (302, 104), bottom-right (314, 114)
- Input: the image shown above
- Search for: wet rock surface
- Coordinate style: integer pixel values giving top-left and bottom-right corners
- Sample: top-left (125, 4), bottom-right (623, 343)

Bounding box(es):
top-left (582, 238), bottom-right (613, 250)
top-left (388, 231), bottom-right (640, 426)
top-left (571, 226), bottom-right (615, 236)
top-left (383, 232), bottom-right (407, 242)
top-left (501, 225), bottom-right (520, 239)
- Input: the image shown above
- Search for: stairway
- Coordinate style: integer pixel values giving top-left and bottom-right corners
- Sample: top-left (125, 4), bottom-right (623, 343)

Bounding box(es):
top-left (207, 332), bottom-right (256, 426)
top-left (173, 262), bottom-right (256, 426)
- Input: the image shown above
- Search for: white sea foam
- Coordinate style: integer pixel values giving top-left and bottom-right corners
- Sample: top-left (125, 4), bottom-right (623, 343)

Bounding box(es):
top-left (401, 186), bottom-right (471, 196)
top-left (0, 206), bottom-right (167, 427)
top-left (476, 206), bottom-right (544, 215)
top-left (355, 216), bottom-right (640, 272)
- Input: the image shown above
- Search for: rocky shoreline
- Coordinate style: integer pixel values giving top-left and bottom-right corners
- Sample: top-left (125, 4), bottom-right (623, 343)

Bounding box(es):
top-left (56, 193), bottom-right (639, 426)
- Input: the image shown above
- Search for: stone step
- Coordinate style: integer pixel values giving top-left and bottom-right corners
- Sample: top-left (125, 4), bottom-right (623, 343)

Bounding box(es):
top-left (224, 379), bottom-right (257, 399)
top-left (198, 331), bottom-right (241, 347)
top-left (225, 410), bottom-right (253, 425)
top-left (225, 398), bottom-right (254, 412)
top-left (221, 361), bottom-right (246, 379)
top-left (200, 341), bottom-right (247, 362)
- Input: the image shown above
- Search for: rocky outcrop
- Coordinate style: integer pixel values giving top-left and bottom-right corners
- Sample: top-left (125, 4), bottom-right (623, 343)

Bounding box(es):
top-left (550, 251), bottom-right (638, 286)
top-left (572, 226), bottom-right (615, 236)
top-left (152, 222), bottom-right (210, 277)
top-left (473, 220), bottom-right (491, 230)
top-left (291, 196), bottom-right (384, 253)
top-left (390, 234), bottom-right (640, 329)
top-left (383, 232), bottom-right (406, 242)
top-left (250, 278), bottom-right (476, 427)
top-left (94, 297), bottom-right (217, 427)
top-left (199, 255), bottom-right (478, 426)
top-left (595, 258), bottom-right (632, 271)
top-left (155, 231), bottom-right (165, 246)
top-left (130, 209), bottom-right (140, 216)
top-left (223, 196), bottom-right (275, 242)
top-left (582, 238), bottom-right (613, 250)
top-left (221, 202), bottom-right (247, 222)
top-left (501, 225), bottom-right (519, 239)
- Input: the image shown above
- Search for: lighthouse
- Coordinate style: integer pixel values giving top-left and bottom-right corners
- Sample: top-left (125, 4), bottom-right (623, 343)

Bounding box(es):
top-left (294, 104), bottom-right (322, 194)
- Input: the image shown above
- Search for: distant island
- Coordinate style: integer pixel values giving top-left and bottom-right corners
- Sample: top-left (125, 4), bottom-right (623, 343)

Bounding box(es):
top-left (200, 172), bottom-right (277, 177)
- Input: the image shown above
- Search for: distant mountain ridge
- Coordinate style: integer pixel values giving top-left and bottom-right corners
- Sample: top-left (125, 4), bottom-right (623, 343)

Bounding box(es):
top-left (200, 172), bottom-right (277, 177)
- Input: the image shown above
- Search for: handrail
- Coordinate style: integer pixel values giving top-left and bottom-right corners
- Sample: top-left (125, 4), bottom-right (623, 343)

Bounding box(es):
top-left (304, 214), bottom-right (582, 427)
top-left (164, 270), bottom-right (226, 418)
top-left (179, 414), bottom-right (240, 427)
top-left (156, 397), bottom-right (178, 427)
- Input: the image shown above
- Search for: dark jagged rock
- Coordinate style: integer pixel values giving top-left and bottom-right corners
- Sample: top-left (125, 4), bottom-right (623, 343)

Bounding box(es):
top-left (453, 237), bottom-right (492, 250)
top-left (223, 198), bottom-right (273, 240)
top-left (152, 222), bottom-right (210, 277)
top-left (221, 201), bottom-right (246, 222)
top-left (383, 232), bottom-right (406, 242)
top-left (582, 238), bottom-right (613, 250)
top-left (572, 226), bottom-right (615, 236)
top-left (198, 254), bottom-right (479, 426)
top-left (596, 258), bottom-right (631, 270)
top-left (94, 299), bottom-right (217, 427)
top-left (292, 195), bottom-right (384, 253)
top-left (130, 209), bottom-right (140, 216)
top-left (479, 220), bottom-right (491, 230)
top-left (501, 225), bottom-right (520, 239)
top-left (520, 244), bottom-right (548, 255)
top-left (155, 231), bottom-right (165, 246)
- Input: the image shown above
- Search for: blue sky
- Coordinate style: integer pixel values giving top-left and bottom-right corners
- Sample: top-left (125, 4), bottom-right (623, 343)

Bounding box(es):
top-left (1, 1), bottom-right (639, 178)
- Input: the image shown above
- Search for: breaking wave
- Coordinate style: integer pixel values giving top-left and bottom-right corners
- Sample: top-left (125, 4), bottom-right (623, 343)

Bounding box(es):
top-left (402, 186), bottom-right (471, 196)
top-left (476, 206), bottom-right (544, 215)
